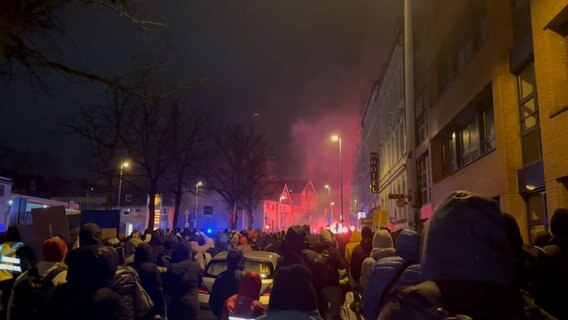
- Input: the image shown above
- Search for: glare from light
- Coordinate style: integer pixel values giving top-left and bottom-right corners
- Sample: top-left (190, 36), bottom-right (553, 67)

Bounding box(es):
top-left (206, 228), bottom-right (213, 234)
top-left (121, 161), bottom-right (130, 169)
top-left (8, 200), bottom-right (12, 205)
top-left (324, 184), bottom-right (330, 189)
top-left (197, 181), bottom-right (203, 187)
top-left (331, 134), bottom-right (340, 142)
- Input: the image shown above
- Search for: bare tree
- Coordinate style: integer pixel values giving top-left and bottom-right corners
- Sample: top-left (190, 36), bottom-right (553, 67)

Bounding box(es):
top-left (164, 97), bottom-right (210, 230)
top-left (66, 86), bottom-right (132, 209)
top-left (0, 0), bottom-right (162, 91)
top-left (207, 124), bottom-right (278, 229)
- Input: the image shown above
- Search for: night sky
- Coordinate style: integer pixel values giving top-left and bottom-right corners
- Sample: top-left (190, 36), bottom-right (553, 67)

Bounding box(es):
top-left (0, 1), bottom-right (401, 196)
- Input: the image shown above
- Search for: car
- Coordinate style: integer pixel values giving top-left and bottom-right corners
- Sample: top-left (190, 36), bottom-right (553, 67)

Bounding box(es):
top-left (198, 250), bottom-right (280, 308)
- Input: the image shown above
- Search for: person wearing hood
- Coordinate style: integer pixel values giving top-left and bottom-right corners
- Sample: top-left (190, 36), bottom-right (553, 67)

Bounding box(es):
top-left (209, 249), bottom-right (245, 317)
top-left (343, 230), bottom-right (361, 269)
top-left (221, 271), bottom-right (267, 319)
top-left (262, 264), bottom-right (323, 320)
top-left (312, 229), bottom-right (347, 320)
top-left (363, 229), bottom-right (421, 320)
top-left (163, 244), bottom-right (202, 320)
top-left (48, 245), bottom-right (129, 320)
top-left (359, 229), bottom-right (396, 290)
top-left (349, 226), bottom-right (374, 286)
top-left (133, 243), bottom-right (165, 319)
top-left (378, 191), bottom-right (525, 320)
top-left (79, 223), bottom-right (103, 246)
top-left (8, 236), bottom-right (68, 320)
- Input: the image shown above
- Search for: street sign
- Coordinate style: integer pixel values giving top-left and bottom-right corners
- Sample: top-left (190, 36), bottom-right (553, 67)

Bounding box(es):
top-left (360, 218), bottom-right (374, 225)
top-left (203, 206), bottom-right (213, 216)
top-left (370, 153), bottom-right (379, 193)
top-left (396, 199), bottom-right (406, 208)
top-left (388, 193), bottom-right (405, 199)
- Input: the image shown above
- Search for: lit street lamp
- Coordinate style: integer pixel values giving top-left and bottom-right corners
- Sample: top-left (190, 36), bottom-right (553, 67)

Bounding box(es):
top-left (324, 184), bottom-right (332, 223)
top-left (278, 195), bottom-right (285, 231)
top-left (117, 161), bottom-right (129, 212)
top-left (194, 181), bottom-right (203, 229)
top-left (330, 134), bottom-right (344, 224)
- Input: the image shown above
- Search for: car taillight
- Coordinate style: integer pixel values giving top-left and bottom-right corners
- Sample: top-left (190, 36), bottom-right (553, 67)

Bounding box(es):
top-left (198, 284), bottom-right (209, 294)
top-left (261, 283), bottom-right (272, 296)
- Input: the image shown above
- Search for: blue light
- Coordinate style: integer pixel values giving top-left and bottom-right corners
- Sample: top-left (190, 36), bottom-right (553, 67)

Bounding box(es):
top-left (206, 228), bottom-right (213, 234)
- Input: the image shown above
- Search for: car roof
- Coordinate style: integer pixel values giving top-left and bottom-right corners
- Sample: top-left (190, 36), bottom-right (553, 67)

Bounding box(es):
top-left (211, 250), bottom-right (280, 266)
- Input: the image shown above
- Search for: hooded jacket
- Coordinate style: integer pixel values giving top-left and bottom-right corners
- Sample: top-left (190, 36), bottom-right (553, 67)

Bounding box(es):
top-left (222, 271), bottom-right (267, 320)
top-left (133, 243), bottom-right (165, 318)
top-left (344, 230), bottom-right (361, 266)
top-left (209, 249), bottom-right (245, 316)
top-left (163, 244), bottom-right (203, 320)
top-left (360, 230), bottom-right (396, 289)
top-left (349, 227), bottom-right (374, 285)
top-left (49, 246), bottom-right (129, 320)
top-left (363, 229), bottom-right (421, 320)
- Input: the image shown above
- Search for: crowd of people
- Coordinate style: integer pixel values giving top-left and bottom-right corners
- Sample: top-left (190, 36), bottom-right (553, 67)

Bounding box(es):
top-left (0, 190), bottom-right (566, 320)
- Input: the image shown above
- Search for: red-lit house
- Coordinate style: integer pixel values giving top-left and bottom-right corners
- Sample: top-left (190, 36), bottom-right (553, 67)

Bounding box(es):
top-left (260, 180), bottom-right (319, 231)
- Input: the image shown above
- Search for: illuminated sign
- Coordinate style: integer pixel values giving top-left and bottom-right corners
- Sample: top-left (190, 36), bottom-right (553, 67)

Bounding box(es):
top-left (370, 153), bottom-right (379, 193)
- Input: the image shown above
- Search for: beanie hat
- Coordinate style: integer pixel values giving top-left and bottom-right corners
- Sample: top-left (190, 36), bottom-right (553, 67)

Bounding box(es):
top-left (422, 191), bottom-right (513, 287)
top-left (361, 227), bottom-right (373, 240)
top-left (43, 236), bottom-right (68, 262)
top-left (269, 264), bottom-right (317, 312)
top-left (372, 230), bottom-right (394, 249)
top-left (238, 271), bottom-right (262, 300)
top-left (80, 223), bottom-right (102, 246)
top-left (551, 208), bottom-right (568, 237)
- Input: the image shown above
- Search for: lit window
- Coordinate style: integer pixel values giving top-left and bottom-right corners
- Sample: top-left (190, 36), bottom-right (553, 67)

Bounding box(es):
top-left (125, 194), bottom-right (132, 202)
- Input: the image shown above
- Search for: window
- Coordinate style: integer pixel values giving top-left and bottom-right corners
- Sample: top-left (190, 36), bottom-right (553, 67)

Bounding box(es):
top-left (525, 191), bottom-right (548, 244)
top-left (442, 133), bottom-right (457, 175)
top-left (161, 208), bottom-right (167, 215)
top-left (0, 185), bottom-right (4, 197)
top-left (135, 208), bottom-right (141, 213)
top-left (516, 64), bottom-right (542, 166)
top-left (459, 117), bottom-right (480, 164)
top-left (122, 209), bottom-right (130, 216)
top-left (125, 194), bottom-right (132, 202)
top-left (417, 154), bottom-right (431, 206)
top-left (482, 107), bottom-right (496, 151)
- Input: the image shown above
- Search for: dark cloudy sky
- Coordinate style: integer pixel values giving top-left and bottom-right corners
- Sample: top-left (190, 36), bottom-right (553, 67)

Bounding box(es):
top-left (0, 0), bottom-right (401, 196)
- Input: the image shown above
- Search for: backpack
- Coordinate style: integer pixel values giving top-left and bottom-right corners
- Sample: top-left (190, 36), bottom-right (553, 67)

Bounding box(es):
top-left (11, 265), bottom-right (66, 320)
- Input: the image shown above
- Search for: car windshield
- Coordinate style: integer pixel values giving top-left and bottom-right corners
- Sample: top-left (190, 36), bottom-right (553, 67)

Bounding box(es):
top-left (205, 259), bottom-right (274, 279)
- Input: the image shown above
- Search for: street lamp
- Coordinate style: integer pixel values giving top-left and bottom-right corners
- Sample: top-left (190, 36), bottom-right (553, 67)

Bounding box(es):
top-left (330, 134), bottom-right (344, 224)
top-left (278, 195), bottom-right (285, 231)
top-left (194, 181), bottom-right (203, 229)
top-left (117, 161), bottom-right (129, 212)
top-left (324, 185), bottom-right (332, 223)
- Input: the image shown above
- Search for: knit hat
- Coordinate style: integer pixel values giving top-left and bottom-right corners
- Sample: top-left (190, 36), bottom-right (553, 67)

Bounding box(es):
top-left (551, 208), bottom-right (568, 237)
top-left (43, 236), bottom-right (68, 262)
top-left (422, 191), bottom-right (513, 287)
top-left (238, 271), bottom-right (262, 300)
top-left (79, 223), bottom-right (102, 246)
top-left (372, 230), bottom-right (393, 249)
top-left (269, 264), bottom-right (317, 312)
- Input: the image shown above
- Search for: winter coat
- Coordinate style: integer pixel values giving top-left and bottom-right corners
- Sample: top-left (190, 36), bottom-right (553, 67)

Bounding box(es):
top-left (260, 309), bottom-right (323, 320)
top-left (209, 249), bottom-right (245, 316)
top-left (221, 271), bottom-right (266, 320)
top-left (360, 230), bottom-right (396, 290)
top-left (363, 229), bottom-right (421, 320)
top-left (163, 245), bottom-right (203, 320)
top-left (311, 230), bottom-right (347, 289)
top-left (344, 231), bottom-right (361, 267)
top-left (133, 243), bottom-right (165, 318)
top-left (48, 246), bottom-right (129, 320)
top-left (349, 238), bottom-right (373, 285)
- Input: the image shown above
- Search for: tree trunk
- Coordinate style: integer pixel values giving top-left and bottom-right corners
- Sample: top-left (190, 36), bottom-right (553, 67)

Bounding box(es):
top-left (247, 209), bottom-right (254, 230)
top-left (173, 188), bottom-right (182, 230)
top-left (147, 181), bottom-right (157, 230)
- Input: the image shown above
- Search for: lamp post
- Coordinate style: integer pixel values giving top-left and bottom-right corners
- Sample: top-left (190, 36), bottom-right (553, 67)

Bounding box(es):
top-left (324, 184), bottom-right (332, 224)
top-left (194, 181), bottom-right (203, 229)
top-left (117, 161), bottom-right (129, 212)
top-left (331, 135), bottom-right (344, 225)
top-left (278, 195), bottom-right (285, 231)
